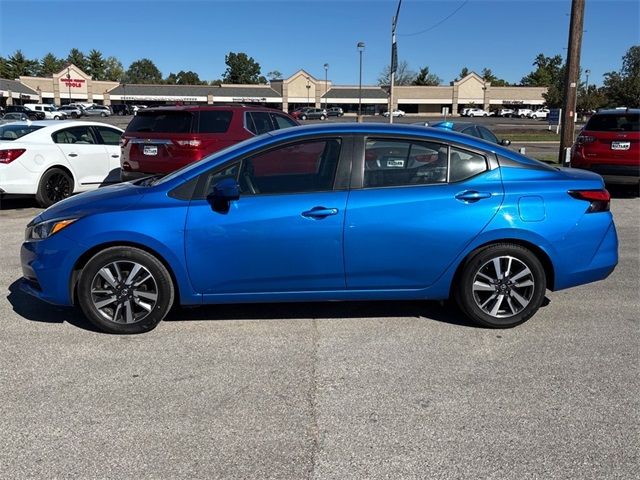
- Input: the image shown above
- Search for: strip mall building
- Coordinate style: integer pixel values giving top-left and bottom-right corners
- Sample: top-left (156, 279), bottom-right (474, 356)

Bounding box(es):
top-left (1, 65), bottom-right (547, 116)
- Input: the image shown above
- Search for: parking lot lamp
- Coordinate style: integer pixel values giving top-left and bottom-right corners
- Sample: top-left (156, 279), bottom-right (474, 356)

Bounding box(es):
top-left (306, 77), bottom-right (311, 107)
top-left (66, 68), bottom-right (72, 105)
top-left (324, 63), bottom-right (329, 110)
top-left (122, 82), bottom-right (127, 112)
top-left (584, 68), bottom-right (591, 111)
top-left (357, 42), bottom-right (365, 118)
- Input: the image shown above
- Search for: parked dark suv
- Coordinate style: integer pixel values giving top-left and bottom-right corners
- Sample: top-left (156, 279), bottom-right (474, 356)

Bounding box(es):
top-left (5, 105), bottom-right (45, 120)
top-left (571, 108), bottom-right (639, 185)
top-left (120, 105), bottom-right (299, 180)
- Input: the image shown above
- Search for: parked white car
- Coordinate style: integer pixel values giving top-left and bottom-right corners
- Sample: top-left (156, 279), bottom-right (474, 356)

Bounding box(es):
top-left (496, 108), bottom-right (514, 117)
top-left (529, 108), bottom-right (550, 119)
top-left (466, 108), bottom-right (490, 117)
top-left (0, 121), bottom-right (124, 207)
top-left (24, 104), bottom-right (67, 120)
top-left (383, 109), bottom-right (405, 117)
top-left (515, 108), bottom-right (533, 118)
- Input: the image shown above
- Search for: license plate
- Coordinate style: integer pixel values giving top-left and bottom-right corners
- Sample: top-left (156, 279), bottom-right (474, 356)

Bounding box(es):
top-left (386, 158), bottom-right (405, 168)
top-left (611, 141), bottom-right (630, 150)
top-left (143, 145), bottom-right (158, 156)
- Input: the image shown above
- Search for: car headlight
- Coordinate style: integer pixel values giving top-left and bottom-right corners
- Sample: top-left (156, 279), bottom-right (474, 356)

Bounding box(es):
top-left (25, 218), bottom-right (78, 241)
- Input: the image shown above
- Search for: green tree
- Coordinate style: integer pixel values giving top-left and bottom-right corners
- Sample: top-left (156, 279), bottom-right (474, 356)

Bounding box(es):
top-left (66, 48), bottom-right (87, 71)
top-left (0, 56), bottom-right (9, 78)
top-left (377, 60), bottom-right (416, 86)
top-left (413, 66), bottom-right (441, 86)
top-left (104, 56), bottom-right (124, 82)
top-left (6, 50), bottom-right (39, 78)
top-left (38, 53), bottom-right (65, 76)
top-left (602, 45), bottom-right (640, 107)
top-left (86, 49), bottom-right (106, 80)
top-left (164, 72), bottom-right (178, 84)
top-left (267, 70), bottom-right (283, 80)
top-left (176, 70), bottom-right (204, 85)
top-left (520, 53), bottom-right (563, 86)
top-left (457, 67), bottom-right (470, 80)
top-left (481, 68), bottom-right (509, 86)
top-left (126, 58), bottom-right (162, 84)
top-left (222, 52), bottom-right (264, 84)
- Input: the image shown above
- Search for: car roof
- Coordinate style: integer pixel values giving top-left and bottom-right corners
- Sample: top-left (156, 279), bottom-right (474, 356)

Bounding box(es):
top-left (1, 120), bottom-right (124, 130)
top-left (143, 105), bottom-right (279, 113)
top-left (594, 108), bottom-right (640, 115)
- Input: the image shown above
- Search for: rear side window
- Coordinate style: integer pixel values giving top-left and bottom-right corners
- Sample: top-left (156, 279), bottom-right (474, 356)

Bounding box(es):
top-left (197, 110), bottom-right (232, 133)
top-left (52, 126), bottom-right (98, 144)
top-left (585, 113), bottom-right (639, 132)
top-left (246, 112), bottom-right (274, 135)
top-left (126, 111), bottom-right (194, 133)
top-left (449, 147), bottom-right (487, 182)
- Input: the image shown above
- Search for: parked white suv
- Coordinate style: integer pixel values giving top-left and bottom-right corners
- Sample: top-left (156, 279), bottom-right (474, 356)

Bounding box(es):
top-left (24, 104), bottom-right (67, 120)
top-left (529, 108), bottom-right (550, 119)
top-left (515, 108), bottom-right (533, 118)
top-left (466, 108), bottom-right (490, 117)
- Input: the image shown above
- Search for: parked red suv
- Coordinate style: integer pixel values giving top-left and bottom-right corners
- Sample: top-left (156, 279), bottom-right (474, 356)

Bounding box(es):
top-left (120, 105), bottom-right (299, 180)
top-left (571, 108), bottom-right (639, 185)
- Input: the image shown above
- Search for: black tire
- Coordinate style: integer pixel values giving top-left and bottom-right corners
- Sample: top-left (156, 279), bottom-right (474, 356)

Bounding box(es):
top-left (77, 247), bottom-right (174, 334)
top-left (300, 115), bottom-right (307, 120)
top-left (320, 115), bottom-right (326, 120)
top-left (35, 167), bottom-right (73, 207)
top-left (455, 243), bottom-right (546, 328)
top-left (100, 112), bottom-right (107, 117)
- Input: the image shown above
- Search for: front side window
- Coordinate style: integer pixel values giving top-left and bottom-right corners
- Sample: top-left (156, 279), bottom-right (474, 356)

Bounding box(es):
top-left (239, 138), bottom-right (341, 195)
top-left (364, 138), bottom-right (448, 188)
top-left (271, 113), bottom-right (297, 129)
top-left (478, 126), bottom-right (499, 144)
top-left (95, 126), bottom-right (122, 145)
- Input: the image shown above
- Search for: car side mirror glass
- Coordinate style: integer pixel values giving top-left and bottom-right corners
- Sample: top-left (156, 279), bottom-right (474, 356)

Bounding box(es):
top-left (210, 178), bottom-right (240, 202)
top-left (500, 139), bottom-right (511, 146)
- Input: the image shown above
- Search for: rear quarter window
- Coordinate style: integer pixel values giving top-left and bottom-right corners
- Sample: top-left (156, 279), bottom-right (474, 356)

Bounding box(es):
top-left (126, 111), bottom-right (194, 133)
top-left (197, 110), bottom-right (232, 133)
top-left (585, 113), bottom-right (639, 132)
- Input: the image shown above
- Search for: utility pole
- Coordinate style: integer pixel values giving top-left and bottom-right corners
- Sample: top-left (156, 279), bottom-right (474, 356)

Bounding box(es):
top-left (388, 0), bottom-right (402, 124)
top-left (558, 0), bottom-right (585, 164)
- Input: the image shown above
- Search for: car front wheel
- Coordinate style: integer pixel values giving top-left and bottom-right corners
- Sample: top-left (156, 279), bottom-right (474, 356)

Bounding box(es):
top-left (455, 243), bottom-right (546, 328)
top-left (300, 115), bottom-right (307, 120)
top-left (77, 247), bottom-right (175, 334)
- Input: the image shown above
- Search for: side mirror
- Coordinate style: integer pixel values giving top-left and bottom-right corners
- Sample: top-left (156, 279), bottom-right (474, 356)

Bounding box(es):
top-left (210, 178), bottom-right (240, 202)
top-left (500, 139), bottom-right (511, 146)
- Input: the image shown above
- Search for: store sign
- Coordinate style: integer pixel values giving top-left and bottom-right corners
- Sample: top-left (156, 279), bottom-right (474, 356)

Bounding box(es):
top-left (61, 77), bottom-right (86, 89)
top-left (232, 97), bottom-right (267, 103)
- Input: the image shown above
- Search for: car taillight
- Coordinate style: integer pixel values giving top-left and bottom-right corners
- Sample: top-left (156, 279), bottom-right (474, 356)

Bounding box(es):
top-left (175, 140), bottom-right (202, 147)
top-left (0, 149), bottom-right (26, 164)
top-left (576, 135), bottom-right (596, 144)
top-left (568, 189), bottom-right (610, 213)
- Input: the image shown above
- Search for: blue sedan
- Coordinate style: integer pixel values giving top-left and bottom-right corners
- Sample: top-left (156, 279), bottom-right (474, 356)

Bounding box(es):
top-left (20, 124), bottom-right (618, 333)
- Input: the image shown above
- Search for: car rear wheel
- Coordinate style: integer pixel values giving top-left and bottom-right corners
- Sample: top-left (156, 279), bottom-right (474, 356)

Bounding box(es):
top-left (77, 247), bottom-right (174, 334)
top-left (300, 115), bottom-right (307, 120)
top-left (100, 112), bottom-right (107, 117)
top-left (455, 243), bottom-right (546, 328)
top-left (320, 115), bottom-right (326, 120)
top-left (35, 167), bottom-right (73, 207)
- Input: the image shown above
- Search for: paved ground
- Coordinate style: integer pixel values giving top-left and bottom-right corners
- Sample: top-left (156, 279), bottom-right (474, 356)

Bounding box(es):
top-left (0, 193), bottom-right (638, 479)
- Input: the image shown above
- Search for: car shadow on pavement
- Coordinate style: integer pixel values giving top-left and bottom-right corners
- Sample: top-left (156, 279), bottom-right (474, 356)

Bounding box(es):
top-left (0, 196), bottom-right (40, 210)
top-left (168, 299), bottom-right (479, 328)
top-left (7, 280), bottom-right (103, 333)
top-left (608, 184), bottom-right (639, 199)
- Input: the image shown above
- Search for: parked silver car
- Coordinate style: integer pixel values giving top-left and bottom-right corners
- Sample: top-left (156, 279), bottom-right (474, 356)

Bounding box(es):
top-left (57, 105), bottom-right (84, 118)
top-left (83, 105), bottom-right (111, 117)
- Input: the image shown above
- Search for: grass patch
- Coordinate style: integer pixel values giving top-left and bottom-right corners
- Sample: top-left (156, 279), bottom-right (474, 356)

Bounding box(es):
top-left (503, 132), bottom-right (561, 142)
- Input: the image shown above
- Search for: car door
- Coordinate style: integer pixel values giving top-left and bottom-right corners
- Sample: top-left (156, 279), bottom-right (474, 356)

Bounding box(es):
top-left (344, 136), bottom-right (504, 290)
top-left (93, 125), bottom-right (123, 183)
top-left (52, 125), bottom-right (110, 187)
top-left (184, 136), bottom-right (351, 296)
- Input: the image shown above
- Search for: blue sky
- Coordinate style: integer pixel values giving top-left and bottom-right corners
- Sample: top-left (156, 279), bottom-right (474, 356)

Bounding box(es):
top-left (1, 0), bottom-right (638, 86)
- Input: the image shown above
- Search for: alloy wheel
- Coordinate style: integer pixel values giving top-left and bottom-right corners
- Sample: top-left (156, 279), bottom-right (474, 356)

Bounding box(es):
top-left (45, 172), bottom-right (71, 203)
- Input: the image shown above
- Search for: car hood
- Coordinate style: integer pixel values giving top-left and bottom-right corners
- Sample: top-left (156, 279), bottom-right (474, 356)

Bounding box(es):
top-left (34, 182), bottom-right (145, 223)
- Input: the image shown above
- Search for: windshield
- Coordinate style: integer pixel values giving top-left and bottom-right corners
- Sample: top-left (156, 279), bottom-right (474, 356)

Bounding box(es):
top-left (0, 124), bottom-right (44, 141)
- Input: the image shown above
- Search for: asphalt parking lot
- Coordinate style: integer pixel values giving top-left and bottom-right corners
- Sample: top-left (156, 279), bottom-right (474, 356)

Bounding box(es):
top-left (0, 192), bottom-right (638, 479)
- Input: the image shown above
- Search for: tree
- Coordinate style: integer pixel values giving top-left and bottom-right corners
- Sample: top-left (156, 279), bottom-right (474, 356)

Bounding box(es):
top-left (86, 49), bottom-right (106, 80)
top-left (267, 70), bottom-right (283, 80)
top-left (457, 67), bottom-right (470, 80)
top-left (413, 66), bottom-right (441, 86)
top-left (104, 56), bottom-right (124, 82)
top-left (520, 53), bottom-right (563, 86)
top-left (0, 56), bottom-right (9, 78)
top-left (377, 60), bottom-right (416, 86)
top-left (126, 58), bottom-right (162, 84)
top-left (66, 48), bottom-right (87, 71)
top-left (164, 72), bottom-right (178, 84)
top-left (222, 52), bottom-right (265, 84)
top-left (38, 53), bottom-right (65, 76)
top-left (5, 50), bottom-right (39, 78)
top-left (602, 45), bottom-right (640, 107)
top-left (176, 70), bottom-right (204, 85)
top-left (481, 68), bottom-right (509, 86)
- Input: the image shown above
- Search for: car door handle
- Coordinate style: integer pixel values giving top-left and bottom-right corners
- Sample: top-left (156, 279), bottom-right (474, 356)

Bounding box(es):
top-left (455, 190), bottom-right (492, 202)
top-left (302, 207), bottom-right (339, 219)
top-left (111, 154), bottom-right (120, 158)
top-left (68, 153), bottom-right (78, 157)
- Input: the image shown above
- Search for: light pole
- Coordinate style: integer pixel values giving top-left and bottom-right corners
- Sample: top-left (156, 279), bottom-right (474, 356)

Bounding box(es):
top-left (324, 63), bottom-right (329, 110)
top-left (306, 77), bottom-right (311, 107)
top-left (389, 0), bottom-right (402, 124)
top-left (66, 68), bottom-right (72, 105)
top-left (357, 41), bottom-right (365, 119)
top-left (122, 82), bottom-right (127, 113)
top-left (584, 68), bottom-right (591, 113)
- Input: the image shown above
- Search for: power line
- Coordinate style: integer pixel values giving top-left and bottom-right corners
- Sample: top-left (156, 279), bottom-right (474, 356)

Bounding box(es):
top-left (399, 0), bottom-right (470, 37)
